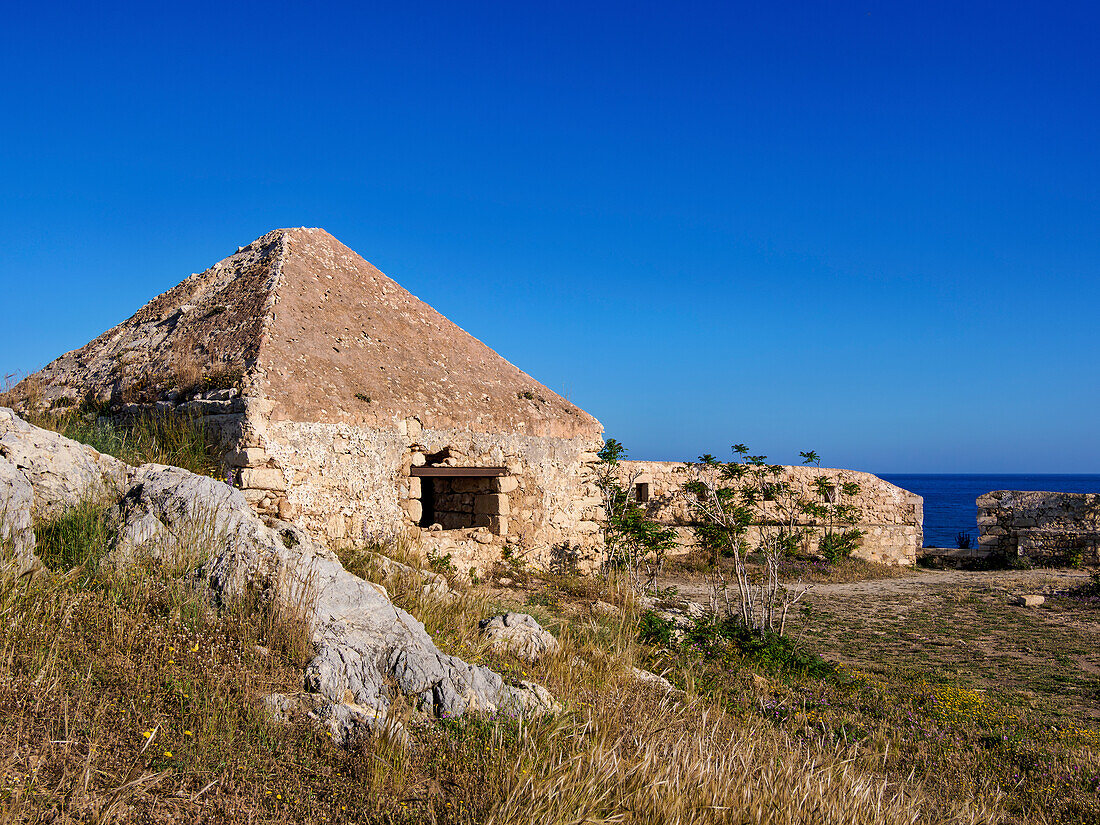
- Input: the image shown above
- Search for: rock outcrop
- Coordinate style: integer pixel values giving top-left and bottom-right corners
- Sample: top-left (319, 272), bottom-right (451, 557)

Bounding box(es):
top-left (0, 455), bottom-right (38, 577)
top-left (0, 408), bottom-right (557, 742)
top-left (0, 408), bottom-right (127, 519)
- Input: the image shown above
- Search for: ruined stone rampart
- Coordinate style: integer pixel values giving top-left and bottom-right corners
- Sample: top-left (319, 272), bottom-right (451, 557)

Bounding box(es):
top-left (618, 461), bottom-right (922, 566)
top-left (977, 490), bottom-right (1100, 564)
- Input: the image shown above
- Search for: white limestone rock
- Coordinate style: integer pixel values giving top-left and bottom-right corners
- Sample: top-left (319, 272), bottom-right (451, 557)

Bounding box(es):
top-left (0, 407), bottom-right (128, 520)
top-left (111, 463), bottom-right (556, 729)
top-left (479, 612), bottom-right (560, 663)
top-left (0, 453), bottom-right (40, 577)
top-left (0, 409), bottom-right (559, 740)
top-left (631, 666), bottom-right (676, 693)
top-left (1013, 594), bottom-right (1046, 608)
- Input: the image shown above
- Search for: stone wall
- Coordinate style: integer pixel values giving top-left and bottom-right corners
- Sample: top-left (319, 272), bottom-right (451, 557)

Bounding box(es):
top-left (72, 397), bottom-right (604, 580)
top-left (618, 461), bottom-right (923, 566)
top-left (977, 490), bottom-right (1100, 564)
top-left (231, 411), bottom-right (605, 579)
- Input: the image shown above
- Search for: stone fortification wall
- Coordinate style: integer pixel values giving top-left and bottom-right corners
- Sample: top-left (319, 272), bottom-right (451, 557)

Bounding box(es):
top-left (618, 461), bottom-right (922, 566)
top-left (231, 411), bottom-right (604, 578)
top-left (977, 491), bottom-right (1100, 564)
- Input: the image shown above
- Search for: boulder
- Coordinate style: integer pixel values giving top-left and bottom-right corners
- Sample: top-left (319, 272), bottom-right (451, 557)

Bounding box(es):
top-left (0, 407), bottom-right (128, 519)
top-left (0, 454), bottom-right (40, 577)
top-left (591, 600), bottom-right (622, 620)
top-left (498, 680), bottom-right (562, 717)
top-left (479, 612), bottom-right (560, 663)
top-left (630, 666), bottom-right (675, 693)
top-left (1013, 594), bottom-right (1045, 608)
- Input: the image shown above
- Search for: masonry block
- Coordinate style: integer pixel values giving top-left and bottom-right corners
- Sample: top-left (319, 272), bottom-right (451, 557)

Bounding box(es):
top-left (225, 447), bottom-right (269, 468)
top-left (239, 467), bottom-right (286, 491)
top-left (493, 475), bottom-right (519, 494)
top-left (475, 493), bottom-right (509, 516)
top-left (488, 515), bottom-right (508, 536)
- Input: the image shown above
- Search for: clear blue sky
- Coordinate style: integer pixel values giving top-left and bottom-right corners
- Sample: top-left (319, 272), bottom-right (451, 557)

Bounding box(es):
top-left (1, 1), bottom-right (1097, 473)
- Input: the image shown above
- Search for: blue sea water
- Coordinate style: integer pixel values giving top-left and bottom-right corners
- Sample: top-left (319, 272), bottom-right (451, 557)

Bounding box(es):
top-left (879, 475), bottom-right (1100, 549)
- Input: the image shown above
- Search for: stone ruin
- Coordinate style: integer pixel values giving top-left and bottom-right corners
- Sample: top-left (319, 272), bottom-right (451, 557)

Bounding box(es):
top-left (620, 461), bottom-right (923, 566)
top-left (7, 227), bottom-right (923, 571)
top-left (977, 490), bottom-right (1100, 564)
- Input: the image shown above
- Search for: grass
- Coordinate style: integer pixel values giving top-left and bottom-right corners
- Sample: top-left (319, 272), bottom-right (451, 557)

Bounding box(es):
top-left (13, 408), bottom-right (223, 477)
top-left (636, 570), bottom-right (1100, 825)
top-left (0, 501), bottom-right (1004, 824)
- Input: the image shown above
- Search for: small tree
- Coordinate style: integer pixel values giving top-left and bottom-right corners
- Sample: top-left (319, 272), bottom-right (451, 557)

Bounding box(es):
top-left (802, 473), bottom-right (864, 563)
top-left (683, 446), bottom-right (822, 635)
top-left (594, 439), bottom-right (678, 592)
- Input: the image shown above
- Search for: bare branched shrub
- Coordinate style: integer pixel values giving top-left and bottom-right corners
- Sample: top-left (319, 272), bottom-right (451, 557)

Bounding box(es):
top-left (683, 448), bottom-right (812, 634)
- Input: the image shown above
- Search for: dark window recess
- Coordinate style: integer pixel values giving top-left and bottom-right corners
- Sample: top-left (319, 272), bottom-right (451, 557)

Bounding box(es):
top-left (823, 485), bottom-right (838, 504)
top-left (417, 475), bottom-right (496, 529)
top-left (425, 447), bottom-right (451, 465)
top-left (419, 478), bottom-right (436, 527)
top-left (635, 482), bottom-right (650, 503)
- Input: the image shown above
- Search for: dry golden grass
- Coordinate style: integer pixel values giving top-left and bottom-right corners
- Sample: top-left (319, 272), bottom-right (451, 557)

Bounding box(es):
top-left (13, 408), bottom-right (222, 478)
top-left (1, 500), bottom-right (1004, 824)
top-left (352, 546), bottom-right (1000, 825)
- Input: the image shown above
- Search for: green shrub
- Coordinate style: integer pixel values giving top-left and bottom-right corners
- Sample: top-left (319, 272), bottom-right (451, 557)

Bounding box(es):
top-left (819, 528), bottom-right (863, 564)
top-left (637, 610), bottom-right (676, 647)
top-left (684, 618), bottom-right (834, 679)
top-left (427, 550), bottom-right (455, 576)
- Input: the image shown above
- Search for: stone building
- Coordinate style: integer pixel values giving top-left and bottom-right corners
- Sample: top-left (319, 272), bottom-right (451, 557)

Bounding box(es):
top-left (619, 461), bottom-right (923, 565)
top-left (10, 228), bottom-right (606, 572)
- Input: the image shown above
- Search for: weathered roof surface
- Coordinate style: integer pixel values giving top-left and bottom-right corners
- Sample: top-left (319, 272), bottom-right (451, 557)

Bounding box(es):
top-left (15, 232), bottom-right (285, 405)
top-left (15, 228), bottom-right (603, 440)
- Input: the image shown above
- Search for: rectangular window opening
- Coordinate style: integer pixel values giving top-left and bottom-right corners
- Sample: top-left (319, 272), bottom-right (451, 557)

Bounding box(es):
top-left (416, 474), bottom-right (496, 530)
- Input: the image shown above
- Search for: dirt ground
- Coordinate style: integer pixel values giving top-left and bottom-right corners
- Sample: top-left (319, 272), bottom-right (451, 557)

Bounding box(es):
top-left (668, 567), bottom-right (1100, 723)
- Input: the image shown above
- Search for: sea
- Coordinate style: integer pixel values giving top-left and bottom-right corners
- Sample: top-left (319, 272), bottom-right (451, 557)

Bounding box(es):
top-left (879, 474), bottom-right (1100, 549)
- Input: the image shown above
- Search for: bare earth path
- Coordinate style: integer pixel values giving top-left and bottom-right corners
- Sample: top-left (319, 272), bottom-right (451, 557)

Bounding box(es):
top-left (667, 567), bottom-right (1100, 722)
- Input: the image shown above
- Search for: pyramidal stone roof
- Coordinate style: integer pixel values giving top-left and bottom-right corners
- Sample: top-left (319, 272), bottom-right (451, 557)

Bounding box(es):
top-left (19, 228), bottom-right (602, 440)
